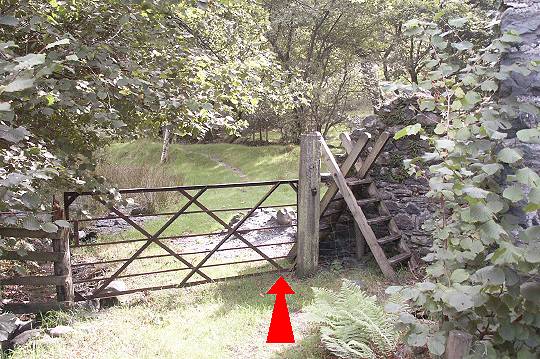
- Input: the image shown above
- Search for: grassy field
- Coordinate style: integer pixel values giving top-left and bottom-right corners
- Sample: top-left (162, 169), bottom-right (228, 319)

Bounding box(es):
top-left (8, 265), bottom-right (402, 359)
top-left (7, 128), bottom-right (405, 359)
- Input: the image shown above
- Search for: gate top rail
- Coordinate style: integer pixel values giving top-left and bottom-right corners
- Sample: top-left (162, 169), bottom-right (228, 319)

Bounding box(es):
top-left (64, 179), bottom-right (299, 197)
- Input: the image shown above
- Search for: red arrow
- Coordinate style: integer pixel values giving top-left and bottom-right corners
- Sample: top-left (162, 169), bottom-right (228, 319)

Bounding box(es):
top-left (266, 276), bottom-right (295, 343)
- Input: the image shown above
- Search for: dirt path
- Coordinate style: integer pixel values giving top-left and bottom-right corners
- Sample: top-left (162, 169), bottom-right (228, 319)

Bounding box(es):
top-left (198, 151), bottom-right (248, 178)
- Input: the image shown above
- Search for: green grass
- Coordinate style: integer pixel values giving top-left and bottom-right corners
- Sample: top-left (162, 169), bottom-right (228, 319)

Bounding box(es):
top-left (9, 266), bottom-right (399, 359)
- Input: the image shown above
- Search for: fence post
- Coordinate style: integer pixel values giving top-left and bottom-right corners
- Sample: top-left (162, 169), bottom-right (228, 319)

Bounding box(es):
top-left (52, 196), bottom-right (74, 304)
top-left (296, 132), bottom-right (321, 277)
top-left (445, 330), bottom-right (473, 359)
top-left (52, 228), bottom-right (74, 303)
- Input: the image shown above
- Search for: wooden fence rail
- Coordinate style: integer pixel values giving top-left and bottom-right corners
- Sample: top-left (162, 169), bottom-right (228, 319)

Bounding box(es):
top-left (0, 227), bottom-right (74, 314)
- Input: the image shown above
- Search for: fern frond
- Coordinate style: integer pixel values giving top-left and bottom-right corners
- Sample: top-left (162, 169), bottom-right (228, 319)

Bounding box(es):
top-left (306, 280), bottom-right (399, 359)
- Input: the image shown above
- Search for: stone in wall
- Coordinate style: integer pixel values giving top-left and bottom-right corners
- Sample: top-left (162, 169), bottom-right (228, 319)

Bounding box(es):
top-left (501, 0), bottom-right (540, 227)
top-left (347, 107), bottom-right (437, 256)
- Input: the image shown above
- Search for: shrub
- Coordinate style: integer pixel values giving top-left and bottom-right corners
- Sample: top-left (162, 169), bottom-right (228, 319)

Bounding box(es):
top-left (306, 280), bottom-right (399, 359)
top-left (96, 161), bottom-right (184, 213)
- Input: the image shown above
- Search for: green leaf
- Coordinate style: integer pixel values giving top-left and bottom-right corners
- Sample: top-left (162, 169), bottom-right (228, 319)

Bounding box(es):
top-left (472, 265), bottom-right (505, 285)
top-left (497, 148), bottom-right (522, 164)
top-left (449, 17), bottom-right (468, 28)
top-left (447, 291), bottom-right (474, 310)
top-left (22, 216), bottom-right (41, 231)
top-left (524, 244), bottom-right (540, 263)
top-left (14, 53), bottom-right (46, 71)
top-left (41, 222), bottom-right (58, 233)
top-left (503, 185), bottom-right (524, 202)
top-left (450, 269), bottom-right (469, 283)
top-left (464, 91), bottom-right (481, 105)
top-left (435, 139), bottom-right (455, 151)
top-left (0, 102), bottom-right (11, 111)
top-left (54, 220), bottom-right (71, 228)
top-left (45, 38), bottom-right (70, 49)
top-left (516, 128), bottom-right (540, 144)
top-left (452, 41), bottom-right (473, 51)
top-left (3, 78), bottom-right (34, 92)
top-left (520, 282), bottom-right (540, 304)
top-left (480, 80), bottom-right (498, 92)
top-left (481, 163), bottom-right (502, 176)
top-left (0, 16), bottom-right (19, 26)
top-left (394, 124), bottom-right (422, 140)
top-left (515, 167), bottom-right (540, 187)
top-left (463, 186), bottom-right (489, 199)
top-left (427, 333), bottom-right (446, 356)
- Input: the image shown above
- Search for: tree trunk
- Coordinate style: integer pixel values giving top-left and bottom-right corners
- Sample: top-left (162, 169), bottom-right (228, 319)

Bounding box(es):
top-left (160, 124), bottom-right (172, 164)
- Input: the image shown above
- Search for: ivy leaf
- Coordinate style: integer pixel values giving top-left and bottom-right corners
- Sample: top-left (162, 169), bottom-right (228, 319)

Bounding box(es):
top-left (0, 16), bottom-right (19, 27)
top-left (472, 265), bottom-right (505, 285)
top-left (41, 222), bottom-right (58, 233)
top-left (450, 269), bottom-right (469, 283)
top-left (464, 91), bottom-right (481, 105)
top-left (45, 38), bottom-right (70, 49)
top-left (447, 291), bottom-right (474, 310)
top-left (524, 244), bottom-right (540, 263)
top-left (4, 78), bottom-right (34, 92)
top-left (520, 282), bottom-right (540, 304)
top-left (54, 220), bottom-right (71, 228)
top-left (14, 53), bottom-right (46, 70)
top-left (515, 167), bottom-right (540, 187)
top-left (394, 124), bottom-right (422, 140)
top-left (463, 186), bottom-right (489, 199)
top-left (452, 41), bottom-right (473, 51)
top-left (516, 128), bottom-right (540, 144)
top-left (503, 185), bottom-right (524, 202)
top-left (22, 216), bottom-right (41, 231)
top-left (481, 163), bottom-right (502, 175)
top-left (449, 17), bottom-right (468, 28)
top-left (427, 332), bottom-right (446, 356)
top-left (480, 80), bottom-right (498, 92)
top-left (497, 148), bottom-right (522, 164)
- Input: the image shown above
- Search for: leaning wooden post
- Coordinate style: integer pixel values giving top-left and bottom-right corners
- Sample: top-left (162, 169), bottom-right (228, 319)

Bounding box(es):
top-left (52, 228), bottom-right (74, 303)
top-left (445, 330), bottom-right (473, 359)
top-left (296, 132), bottom-right (321, 277)
top-left (52, 198), bottom-right (74, 304)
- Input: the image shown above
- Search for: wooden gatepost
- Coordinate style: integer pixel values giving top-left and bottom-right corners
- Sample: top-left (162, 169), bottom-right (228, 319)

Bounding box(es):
top-left (296, 133), bottom-right (321, 277)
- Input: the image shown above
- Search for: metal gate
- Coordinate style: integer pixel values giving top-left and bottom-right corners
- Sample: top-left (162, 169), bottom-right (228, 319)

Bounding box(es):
top-left (63, 180), bottom-right (298, 300)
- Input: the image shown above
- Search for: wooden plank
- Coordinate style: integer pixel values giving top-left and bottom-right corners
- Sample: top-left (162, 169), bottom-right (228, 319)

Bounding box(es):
top-left (340, 132), bottom-right (364, 172)
top-left (296, 133), bottom-right (321, 277)
top-left (0, 275), bottom-right (68, 286)
top-left (377, 234), bottom-right (401, 245)
top-left (319, 134), bottom-right (396, 280)
top-left (0, 228), bottom-right (59, 239)
top-left (2, 301), bottom-right (73, 314)
top-left (0, 250), bottom-right (63, 262)
top-left (357, 132), bottom-right (391, 178)
top-left (388, 252), bottom-right (411, 265)
top-left (445, 330), bottom-right (473, 359)
top-left (52, 228), bottom-right (74, 302)
top-left (320, 133), bottom-right (369, 216)
top-left (357, 198), bottom-right (380, 206)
